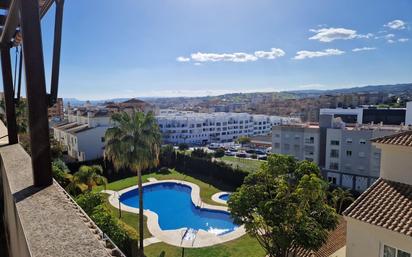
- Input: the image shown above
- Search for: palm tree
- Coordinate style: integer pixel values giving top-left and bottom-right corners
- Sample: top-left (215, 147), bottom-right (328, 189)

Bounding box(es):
top-left (104, 110), bottom-right (161, 257)
top-left (66, 165), bottom-right (107, 194)
top-left (330, 187), bottom-right (355, 214)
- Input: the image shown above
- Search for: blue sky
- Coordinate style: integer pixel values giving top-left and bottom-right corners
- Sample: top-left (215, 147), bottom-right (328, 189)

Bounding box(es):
top-left (37, 0), bottom-right (412, 99)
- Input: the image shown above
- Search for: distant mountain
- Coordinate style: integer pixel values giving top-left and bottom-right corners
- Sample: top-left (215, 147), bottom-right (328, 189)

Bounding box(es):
top-left (63, 97), bottom-right (131, 106)
top-left (287, 83), bottom-right (412, 98)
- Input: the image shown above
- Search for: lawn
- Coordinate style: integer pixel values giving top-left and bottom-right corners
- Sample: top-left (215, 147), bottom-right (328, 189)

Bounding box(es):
top-left (218, 156), bottom-right (264, 173)
top-left (145, 235), bottom-right (265, 257)
top-left (95, 169), bottom-right (266, 257)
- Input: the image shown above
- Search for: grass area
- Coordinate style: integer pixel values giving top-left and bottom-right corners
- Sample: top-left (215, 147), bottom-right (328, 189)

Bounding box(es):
top-left (95, 169), bottom-right (228, 206)
top-left (145, 235), bottom-right (265, 257)
top-left (96, 169), bottom-right (266, 257)
top-left (218, 156), bottom-right (264, 173)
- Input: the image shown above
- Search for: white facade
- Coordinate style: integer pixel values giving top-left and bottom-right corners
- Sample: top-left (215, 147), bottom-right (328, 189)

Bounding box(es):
top-left (156, 110), bottom-right (298, 145)
top-left (53, 112), bottom-right (111, 161)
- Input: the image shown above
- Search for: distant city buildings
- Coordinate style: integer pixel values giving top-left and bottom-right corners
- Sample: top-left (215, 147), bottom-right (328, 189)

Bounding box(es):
top-left (272, 103), bottom-right (412, 191)
top-left (48, 98), bottom-right (64, 120)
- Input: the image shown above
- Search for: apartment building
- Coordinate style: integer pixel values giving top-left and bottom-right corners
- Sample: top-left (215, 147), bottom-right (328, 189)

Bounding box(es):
top-left (272, 115), bottom-right (405, 191)
top-left (156, 110), bottom-right (299, 145)
top-left (272, 124), bottom-right (321, 163)
top-left (53, 109), bottom-right (111, 161)
top-left (344, 131), bottom-right (412, 257)
top-left (48, 97), bottom-right (64, 120)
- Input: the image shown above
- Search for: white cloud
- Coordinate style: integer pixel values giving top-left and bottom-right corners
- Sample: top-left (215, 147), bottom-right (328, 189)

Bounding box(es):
top-left (191, 52), bottom-right (258, 63)
top-left (176, 56), bottom-right (190, 62)
top-left (387, 39), bottom-right (395, 44)
top-left (254, 48), bottom-right (285, 59)
top-left (398, 38), bottom-right (409, 43)
top-left (293, 49), bottom-right (345, 60)
top-left (384, 19), bottom-right (407, 30)
top-left (352, 47), bottom-right (377, 52)
top-left (177, 48), bottom-right (286, 64)
top-left (309, 27), bottom-right (372, 42)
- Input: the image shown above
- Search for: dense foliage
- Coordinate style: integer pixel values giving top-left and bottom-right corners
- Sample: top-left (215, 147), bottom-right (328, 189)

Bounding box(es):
top-left (228, 154), bottom-right (338, 257)
top-left (66, 165), bottom-right (107, 195)
top-left (214, 148), bottom-right (225, 158)
top-left (191, 148), bottom-right (210, 159)
top-left (178, 143), bottom-right (189, 151)
top-left (75, 192), bottom-right (129, 250)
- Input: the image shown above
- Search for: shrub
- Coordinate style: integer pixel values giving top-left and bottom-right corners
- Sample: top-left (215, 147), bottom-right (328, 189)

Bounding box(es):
top-left (75, 192), bottom-right (105, 215)
top-left (178, 143), bottom-right (189, 151)
top-left (191, 148), bottom-right (209, 159)
top-left (251, 153), bottom-right (257, 159)
top-left (214, 148), bottom-right (225, 158)
top-left (52, 159), bottom-right (72, 187)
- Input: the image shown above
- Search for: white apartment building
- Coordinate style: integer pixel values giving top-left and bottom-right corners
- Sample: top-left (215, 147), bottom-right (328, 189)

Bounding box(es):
top-left (53, 109), bottom-right (111, 161)
top-left (156, 110), bottom-right (299, 145)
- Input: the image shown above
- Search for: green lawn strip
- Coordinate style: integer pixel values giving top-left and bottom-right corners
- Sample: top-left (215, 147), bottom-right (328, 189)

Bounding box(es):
top-left (219, 156), bottom-right (264, 173)
top-left (144, 235), bottom-right (265, 257)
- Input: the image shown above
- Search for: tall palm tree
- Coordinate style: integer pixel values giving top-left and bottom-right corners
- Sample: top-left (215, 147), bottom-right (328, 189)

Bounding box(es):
top-left (66, 165), bottom-right (107, 194)
top-left (104, 110), bottom-right (161, 257)
top-left (330, 187), bottom-right (354, 214)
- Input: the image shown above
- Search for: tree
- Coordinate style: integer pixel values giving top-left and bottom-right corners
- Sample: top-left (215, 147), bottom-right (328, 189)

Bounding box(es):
top-left (160, 144), bottom-right (175, 167)
top-left (228, 155), bottom-right (338, 257)
top-left (214, 148), bottom-right (225, 158)
top-left (191, 148), bottom-right (209, 159)
top-left (178, 143), bottom-right (189, 151)
top-left (104, 110), bottom-right (161, 257)
top-left (67, 165), bottom-right (107, 194)
top-left (237, 136), bottom-right (251, 147)
top-left (330, 187), bottom-right (354, 214)
top-left (52, 159), bottom-right (72, 187)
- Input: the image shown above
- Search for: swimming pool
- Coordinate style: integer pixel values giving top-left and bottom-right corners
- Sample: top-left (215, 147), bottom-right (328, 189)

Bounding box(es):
top-left (120, 182), bottom-right (237, 235)
top-left (218, 193), bottom-right (231, 202)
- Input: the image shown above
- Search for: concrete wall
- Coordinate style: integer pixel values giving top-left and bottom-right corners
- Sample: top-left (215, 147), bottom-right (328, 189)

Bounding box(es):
top-left (376, 144), bottom-right (412, 185)
top-left (405, 101), bottom-right (412, 125)
top-left (346, 217), bottom-right (412, 257)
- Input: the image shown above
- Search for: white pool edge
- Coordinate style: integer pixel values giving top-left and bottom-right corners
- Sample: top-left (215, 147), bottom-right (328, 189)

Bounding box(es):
top-left (103, 179), bottom-right (246, 248)
top-left (211, 192), bottom-right (232, 205)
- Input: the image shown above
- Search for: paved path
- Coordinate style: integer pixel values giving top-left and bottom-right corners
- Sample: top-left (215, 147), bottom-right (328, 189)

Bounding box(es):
top-left (143, 237), bottom-right (161, 247)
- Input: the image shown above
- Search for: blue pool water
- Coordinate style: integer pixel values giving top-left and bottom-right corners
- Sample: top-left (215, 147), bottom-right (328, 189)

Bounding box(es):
top-left (120, 182), bottom-right (237, 235)
top-left (219, 193), bottom-right (231, 201)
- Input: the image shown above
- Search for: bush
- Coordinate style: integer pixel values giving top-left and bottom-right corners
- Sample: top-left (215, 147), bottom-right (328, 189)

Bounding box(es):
top-left (174, 153), bottom-right (248, 188)
top-left (251, 153), bottom-right (257, 159)
top-left (76, 192), bottom-right (105, 215)
top-left (214, 148), bottom-right (225, 158)
top-left (191, 148), bottom-right (209, 159)
top-left (52, 159), bottom-right (72, 187)
top-left (178, 143), bottom-right (189, 151)
top-left (157, 167), bottom-right (171, 174)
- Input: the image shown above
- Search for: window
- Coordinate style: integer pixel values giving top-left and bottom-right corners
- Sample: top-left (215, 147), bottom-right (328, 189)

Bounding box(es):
top-left (329, 162), bottom-right (339, 170)
top-left (328, 177), bottom-right (337, 184)
top-left (359, 139), bottom-right (366, 144)
top-left (382, 245), bottom-right (411, 257)
top-left (330, 140), bottom-right (340, 146)
top-left (346, 150), bottom-right (352, 156)
top-left (346, 138), bottom-right (352, 144)
top-left (101, 137), bottom-right (105, 142)
top-left (330, 149), bottom-right (339, 158)
top-left (359, 151), bottom-right (366, 157)
top-left (284, 144), bottom-right (290, 150)
top-left (305, 136), bottom-right (315, 144)
top-left (274, 143), bottom-right (280, 149)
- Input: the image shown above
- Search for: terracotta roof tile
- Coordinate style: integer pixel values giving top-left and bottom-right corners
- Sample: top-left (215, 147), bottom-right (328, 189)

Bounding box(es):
top-left (371, 130), bottom-right (412, 147)
top-left (343, 178), bottom-right (412, 237)
top-left (295, 217), bottom-right (347, 257)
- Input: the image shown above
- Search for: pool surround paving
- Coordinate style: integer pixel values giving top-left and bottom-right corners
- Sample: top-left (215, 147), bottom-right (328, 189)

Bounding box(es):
top-left (103, 180), bottom-right (245, 248)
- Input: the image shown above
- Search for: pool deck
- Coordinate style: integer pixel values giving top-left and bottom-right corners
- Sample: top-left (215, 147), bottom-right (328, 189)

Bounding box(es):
top-left (211, 192), bottom-right (231, 205)
top-left (103, 179), bottom-right (246, 248)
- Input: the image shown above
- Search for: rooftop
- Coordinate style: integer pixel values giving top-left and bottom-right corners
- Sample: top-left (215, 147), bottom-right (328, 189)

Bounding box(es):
top-left (343, 178), bottom-right (412, 237)
top-left (371, 130), bottom-right (412, 147)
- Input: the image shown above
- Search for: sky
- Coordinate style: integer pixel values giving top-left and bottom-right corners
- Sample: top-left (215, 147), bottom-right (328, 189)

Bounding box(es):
top-left (35, 0), bottom-right (412, 99)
